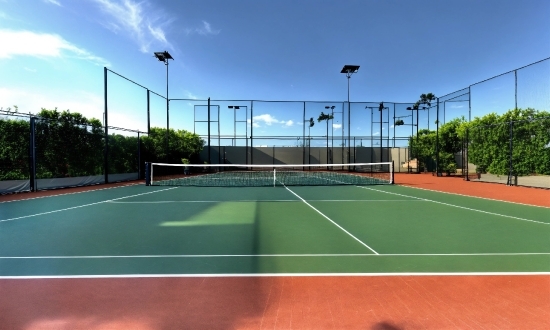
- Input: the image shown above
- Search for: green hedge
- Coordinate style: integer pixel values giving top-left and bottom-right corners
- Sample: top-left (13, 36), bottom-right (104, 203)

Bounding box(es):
top-left (0, 109), bottom-right (204, 181)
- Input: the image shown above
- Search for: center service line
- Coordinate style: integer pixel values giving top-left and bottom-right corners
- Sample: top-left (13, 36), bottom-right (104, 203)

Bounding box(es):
top-left (282, 184), bottom-right (379, 255)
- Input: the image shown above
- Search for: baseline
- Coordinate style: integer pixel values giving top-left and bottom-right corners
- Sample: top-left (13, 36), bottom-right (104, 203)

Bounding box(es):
top-left (2, 272), bottom-right (549, 279)
top-left (1, 252), bottom-right (549, 259)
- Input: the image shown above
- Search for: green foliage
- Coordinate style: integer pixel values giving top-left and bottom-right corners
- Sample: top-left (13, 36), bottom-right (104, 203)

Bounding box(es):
top-left (317, 112), bottom-right (334, 122)
top-left (395, 119), bottom-right (404, 126)
top-left (409, 117), bottom-right (466, 172)
top-left (0, 109), bottom-right (205, 182)
top-left (0, 117), bottom-right (30, 180)
top-left (34, 108), bottom-right (104, 178)
top-left (140, 127), bottom-right (204, 164)
top-left (467, 108), bottom-right (550, 176)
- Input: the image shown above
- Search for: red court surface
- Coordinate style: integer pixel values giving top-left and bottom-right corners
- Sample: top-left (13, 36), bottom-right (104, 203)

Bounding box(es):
top-left (1, 276), bottom-right (549, 329)
top-left (395, 172), bottom-right (550, 207)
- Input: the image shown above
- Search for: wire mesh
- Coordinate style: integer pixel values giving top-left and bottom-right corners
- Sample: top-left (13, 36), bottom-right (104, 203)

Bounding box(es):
top-left (0, 111), bottom-right (31, 187)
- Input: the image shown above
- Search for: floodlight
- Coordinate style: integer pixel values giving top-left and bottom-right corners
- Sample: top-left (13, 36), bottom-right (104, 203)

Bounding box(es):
top-left (154, 51), bottom-right (174, 146)
top-left (154, 51), bottom-right (173, 62)
top-left (340, 65), bottom-right (360, 74)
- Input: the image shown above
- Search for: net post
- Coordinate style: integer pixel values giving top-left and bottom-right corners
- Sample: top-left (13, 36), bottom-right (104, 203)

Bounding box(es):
top-left (145, 162), bottom-right (151, 186)
top-left (273, 168), bottom-right (276, 187)
top-left (391, 160), bottom-right (395, 184)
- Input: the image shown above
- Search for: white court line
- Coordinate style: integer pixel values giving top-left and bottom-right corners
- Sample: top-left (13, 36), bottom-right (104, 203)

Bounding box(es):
top-left (357, 186), bottom-right (550, 226)
top-left (1, 252), bottom-right (549, 259)
top-left (0, 187), bottom-right (178, 223)
top-left (107, 199), bottom-right (426, 203)
top-left (0, 183), bottom-right (141, 204)
top-left (282, 184), bottom-right (379, 255)
top-left (2, 272), bottom-right (549, 279)
top-left (399, 184), bottom-right (550, 209)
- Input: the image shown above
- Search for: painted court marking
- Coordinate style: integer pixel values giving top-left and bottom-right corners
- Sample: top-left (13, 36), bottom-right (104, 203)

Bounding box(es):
top-left (0, 187), bottom-right (178, 223)
top-left (357, 186), bottom-right (550, 226)
top-left (283, 184), bottom-right (379, 255)
top-left (399, 184), bottom-right (550, 209)
top-left (1, 252), bottom-right (548, 259)
top-left (107, 199), bottom-right (425, 203)
top-left (1, 272), bottom-right (549, 279)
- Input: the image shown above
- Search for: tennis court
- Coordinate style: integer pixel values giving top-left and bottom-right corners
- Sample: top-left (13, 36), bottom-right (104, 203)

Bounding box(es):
top-left (2, 176), bottom-right (549, 277)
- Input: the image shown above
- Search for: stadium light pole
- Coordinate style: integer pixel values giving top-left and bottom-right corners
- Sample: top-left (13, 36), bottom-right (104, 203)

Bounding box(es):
top-left (366, 103), bottom-right (388, 163)
top-left (229, 105), bottom-right (249, 164)
top-left (394, 114), bottom-right (414, 173)
top-left (154, 51), bottom-right (174, 148)
top-left (341, 65), bottom-right (360, 167)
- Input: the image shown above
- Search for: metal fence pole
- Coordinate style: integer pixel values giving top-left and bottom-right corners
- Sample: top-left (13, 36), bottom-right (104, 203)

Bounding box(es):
top-left (104, 66), bottom-right (109, 184)
top-left (507, 121), bottom-right (514, 185)
top-left (207, 97), bottom-right (211, 165)
top-left (137, 132), bottom-right (141, 179)
top-left (436, 98), bottom-right (440, 176)
top-left (251, 101), bottom-right (254, 165)
top-left (147, 89), bottom-right (150, 135)
top-left (29, 117), bottom-right (36, 191)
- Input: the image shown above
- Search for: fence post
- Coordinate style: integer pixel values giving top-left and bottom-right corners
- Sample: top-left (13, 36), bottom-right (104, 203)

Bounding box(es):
top-left (29, 117), bottom-right (37, 191)
top-left (104, 66), bottom-right (109, 184)
top-left (137, 132), bottom-right (141, 180)
top-left (207, 97), bottom-right (211, 165)
top-left (506, 121), bottom-right (514, 186)
top-left (463, 127), bottom-right (470, 181)
top-left (436, 98), bottom-right (441, 176)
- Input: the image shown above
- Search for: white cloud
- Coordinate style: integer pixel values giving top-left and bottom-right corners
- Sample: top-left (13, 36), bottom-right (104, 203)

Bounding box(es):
top-left (450, 104), bottom-right (464, 109)
top-left (197, 21), bottom-right (220, 35)
top-left (390, 125), bottom-right (394, 128)
top-left (147, 24), bottom-right (167, 44)
top-left (24, 67), bottom-right (37, 73)
top-left (247, 114), bottom-right (295, 128)
top-left (183, 90), bottom-right (198, 100)
top-left (281, 119), bottom-right (294, 127)
top-left (373, 132), bottom-right (380, 136)
top-left (246, 119), bottom-right (260, 128)
top-left (92, 0), bottom-right (173, 53)
top-left (43, 0), bottom-right (61, 6)
top-left (0, 29), bottom-right (110, 66)
top-left (184, 21), bottom-right (220, 36)
top-left (253, 114), bottom-right (280, 126)
top-left (333, 123), bottom-right (342, 129)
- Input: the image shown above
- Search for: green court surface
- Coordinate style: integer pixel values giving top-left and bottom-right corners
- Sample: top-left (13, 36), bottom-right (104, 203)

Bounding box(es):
top-left (1, 184), bottom-right (549, 276)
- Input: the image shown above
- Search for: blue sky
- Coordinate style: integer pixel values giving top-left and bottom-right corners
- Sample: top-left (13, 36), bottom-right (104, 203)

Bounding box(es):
top-left (1, 0), bottom-right (549, 147)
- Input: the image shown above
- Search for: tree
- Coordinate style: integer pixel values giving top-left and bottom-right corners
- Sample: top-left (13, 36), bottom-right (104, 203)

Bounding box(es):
top-left (34, 108), bottom-right (104, 178)
top-left (408, 93), bottom-right (437, 171)
top-left (0, 115), bottom-right (30, 180)
top-left (317, 112), bottom-right (334, 164)
top-left (465, 108), bottom-right (550, 176)
top-left (141, 127), bottom-right (204, 165)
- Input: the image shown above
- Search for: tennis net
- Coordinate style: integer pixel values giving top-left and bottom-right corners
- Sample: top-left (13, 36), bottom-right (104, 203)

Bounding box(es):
top-left (146, 162), bottom-right (394, 187)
